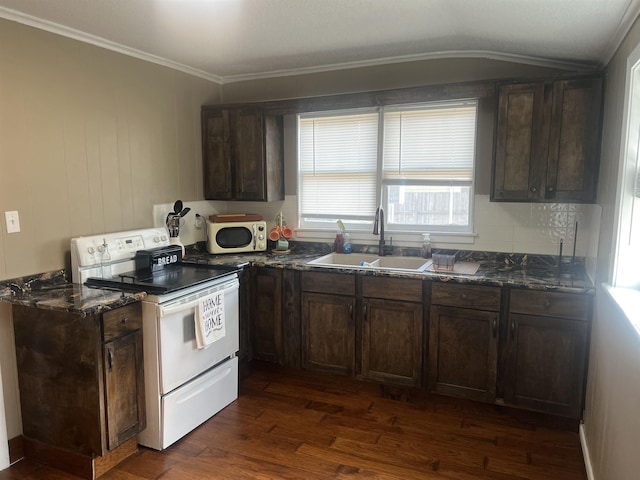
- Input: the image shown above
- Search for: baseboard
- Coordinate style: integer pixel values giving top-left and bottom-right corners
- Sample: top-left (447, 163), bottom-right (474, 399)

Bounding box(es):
top-left (579, 423), bottom-right (595, 480)
top-left (8, 435), bottom-right (24, 465)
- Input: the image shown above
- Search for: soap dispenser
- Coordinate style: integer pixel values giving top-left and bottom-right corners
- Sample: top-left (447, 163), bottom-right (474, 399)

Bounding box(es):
top-left (421, 233), bottom-right (432, 259)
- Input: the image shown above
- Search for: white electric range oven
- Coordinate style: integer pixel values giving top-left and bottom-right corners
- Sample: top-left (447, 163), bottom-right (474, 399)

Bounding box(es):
top-left (71, 228), bottom-right (240, 450)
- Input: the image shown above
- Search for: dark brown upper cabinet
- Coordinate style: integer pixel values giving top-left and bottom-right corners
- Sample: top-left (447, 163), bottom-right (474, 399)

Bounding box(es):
top-left (202, 106), bottom-right (284, 201)
top-left (492, 75), bottom-right (603, 203)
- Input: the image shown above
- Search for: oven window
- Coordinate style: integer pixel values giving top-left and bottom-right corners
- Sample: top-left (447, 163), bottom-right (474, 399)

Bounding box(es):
top-left (216, 227), bottom-right (251, 248)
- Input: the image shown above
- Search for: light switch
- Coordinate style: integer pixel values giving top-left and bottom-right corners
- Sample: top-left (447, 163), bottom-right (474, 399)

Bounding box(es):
top-left (5, 211), bottom-right (20, 233)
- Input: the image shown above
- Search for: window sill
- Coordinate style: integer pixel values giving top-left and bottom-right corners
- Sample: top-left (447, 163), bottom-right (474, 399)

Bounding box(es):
top-left (601, 284), bottom-right (640, 340)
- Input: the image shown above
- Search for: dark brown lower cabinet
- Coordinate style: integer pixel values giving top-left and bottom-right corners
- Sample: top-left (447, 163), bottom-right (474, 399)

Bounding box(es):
top-left (302, 292), bottom-right (355, 375)
top-left (428, 283), bottom-right (501, 402)
top-left (301, 271), bottom-right (356, 376)
top-left (250, 267), bottom-right (283, 363)
top-left (249, 267), bottom-right (592, 420)
top-left (361, 277), bottom-right (423, 387)
top-left (12, 302), bottom-right (145, 478)
top-left (103, 331), bottom-right (145, 450)
top-left (504, 290), bottom-right (591, 418)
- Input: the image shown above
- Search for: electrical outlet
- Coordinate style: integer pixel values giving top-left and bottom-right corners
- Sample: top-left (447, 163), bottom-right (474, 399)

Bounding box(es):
top-left (5, 211), bottom-right (20, 233)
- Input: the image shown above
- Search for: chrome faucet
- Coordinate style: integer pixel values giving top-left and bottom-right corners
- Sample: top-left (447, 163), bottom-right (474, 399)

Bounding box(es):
top-left (373, 206), bottom-right (391, 256)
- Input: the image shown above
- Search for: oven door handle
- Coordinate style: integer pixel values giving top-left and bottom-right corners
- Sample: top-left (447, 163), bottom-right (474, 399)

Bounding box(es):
top-left (158, 283), bottom-right (238, 317)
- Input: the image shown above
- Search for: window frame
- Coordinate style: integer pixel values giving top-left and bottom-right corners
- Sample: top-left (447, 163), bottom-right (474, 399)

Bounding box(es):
top-left (613, 42), bottom-right (640, 289)
top-left (297, 99), bottom-right (478, 235)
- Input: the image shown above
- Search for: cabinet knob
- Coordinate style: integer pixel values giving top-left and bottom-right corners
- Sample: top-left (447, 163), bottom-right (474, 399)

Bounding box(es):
top-left (544, 300), bottom-right (552, 309)
top-left (547, 186), bottom-right (555, 192)
top-left (461, 293), bottom-right (468, 300)
top-left (121, 317), bottom-right (128, 325)
top-left (530, 186), bottom-right (537, 193)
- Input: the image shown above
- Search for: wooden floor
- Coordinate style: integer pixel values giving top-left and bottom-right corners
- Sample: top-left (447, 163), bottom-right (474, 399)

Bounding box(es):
top-left (1, 362), bottom-right (587, 480)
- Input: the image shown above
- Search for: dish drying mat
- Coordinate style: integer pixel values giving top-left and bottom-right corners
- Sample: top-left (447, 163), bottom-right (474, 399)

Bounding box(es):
top-left (428, 261), bottom-right (481, 275)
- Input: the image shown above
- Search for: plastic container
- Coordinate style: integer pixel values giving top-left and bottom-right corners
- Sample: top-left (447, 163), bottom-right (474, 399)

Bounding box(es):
top-left (421, 233), bottom-right (432, 259)
top-left (343, 233), bottom-right (352, 254)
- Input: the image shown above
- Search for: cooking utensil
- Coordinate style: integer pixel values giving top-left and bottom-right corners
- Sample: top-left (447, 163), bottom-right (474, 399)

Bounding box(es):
top-left (179, 207), bottom-right (191, 217)
top-left (173, 200), bottom-right (183, 214)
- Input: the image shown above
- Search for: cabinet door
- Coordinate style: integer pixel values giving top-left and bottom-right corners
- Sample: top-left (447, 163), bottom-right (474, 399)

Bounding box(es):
top-left (302, 292), bottom-right (355, 376)
top-left (103, 330), bottom-right (145, 451)
top-left (361, 298), bottom-right (423, 387)
top-left (503, 313), bottom-right (588, 418)
top-left (202, 109), bottom-right (233, 200)
top-left (229, 108), bottom-right (267, 201)
top-left (251, 267), bottom-right (282, 363)
top-left (546, 77), bottom-right (603, 202)
top-left (493, 82), bottom-right (549, 201)
top-left (428, 305), bottom-right (498, 402)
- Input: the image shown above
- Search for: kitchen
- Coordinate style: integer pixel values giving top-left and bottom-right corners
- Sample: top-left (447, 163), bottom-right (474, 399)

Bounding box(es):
top-left (0, 1), bottom-right (639, 479)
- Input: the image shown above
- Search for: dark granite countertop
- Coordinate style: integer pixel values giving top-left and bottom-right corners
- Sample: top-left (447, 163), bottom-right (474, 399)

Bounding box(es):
top-left (183, 241), bottom-right (595, 295)
top-left (0, 269), bottom-right (145, 316)
top-left (0, 242), bottom-right (594, 315)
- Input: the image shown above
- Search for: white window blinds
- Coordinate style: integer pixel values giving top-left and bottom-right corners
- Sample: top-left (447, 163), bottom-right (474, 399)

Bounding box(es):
top-left (383, 102), bottom-right (477, 181)
top-left (298, 111), bottom-right (379, 220)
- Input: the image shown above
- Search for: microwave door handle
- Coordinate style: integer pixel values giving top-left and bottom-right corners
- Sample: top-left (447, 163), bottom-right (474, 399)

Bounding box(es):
top-left (253, 223), bottom-right (257, 250)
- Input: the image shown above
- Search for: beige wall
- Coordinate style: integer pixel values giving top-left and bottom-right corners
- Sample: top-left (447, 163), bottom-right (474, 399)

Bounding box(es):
top-left (0, 19), bottom-right (222, 280)
top-left (581, 13), bottom-right (640, 480)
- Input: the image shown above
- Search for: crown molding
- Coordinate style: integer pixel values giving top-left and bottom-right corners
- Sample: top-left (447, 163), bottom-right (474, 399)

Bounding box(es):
top-left (600, 0), bottom-right (640, 66)
top-left (220, 50), bottom-right (599, 84)
top-left (0, 6), bottom-right (223, 84)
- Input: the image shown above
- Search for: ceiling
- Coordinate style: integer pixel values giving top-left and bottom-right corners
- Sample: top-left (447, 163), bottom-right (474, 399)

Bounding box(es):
top-left (1, 0), bottom-right (639, 84)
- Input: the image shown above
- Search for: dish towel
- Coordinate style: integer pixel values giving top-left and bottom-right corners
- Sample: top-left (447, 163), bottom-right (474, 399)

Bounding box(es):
top-left (195, 292), bottom-right (226, 349)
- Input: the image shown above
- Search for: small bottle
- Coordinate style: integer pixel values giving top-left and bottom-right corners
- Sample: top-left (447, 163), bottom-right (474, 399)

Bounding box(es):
top-left (100, 239), bottom-right (112, 277)
top-left (343, 233), bottom-right (352, 254)
top-left (421, 233), bottom-right (432, 259)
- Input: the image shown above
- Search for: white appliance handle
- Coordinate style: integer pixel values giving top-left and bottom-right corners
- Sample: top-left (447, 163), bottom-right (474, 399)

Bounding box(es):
top-left (158, 281), bottom-right (239, 317)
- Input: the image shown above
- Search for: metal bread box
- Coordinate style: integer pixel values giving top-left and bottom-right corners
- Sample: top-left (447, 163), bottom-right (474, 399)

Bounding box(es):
top-left (135, 245), bottom-right (183, 273)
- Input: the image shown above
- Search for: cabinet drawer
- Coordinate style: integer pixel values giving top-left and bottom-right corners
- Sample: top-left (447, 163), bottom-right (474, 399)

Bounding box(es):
top-left (510, 290), bottom-right (590, 321)
top-left (431, 283), bottom-right (501, 311)
top-left (301, 271), bottom-right (355, 296)
top-left (362, 276), bottom-right (422, 302)
top-left (103, 303), bottom-right (142, 341)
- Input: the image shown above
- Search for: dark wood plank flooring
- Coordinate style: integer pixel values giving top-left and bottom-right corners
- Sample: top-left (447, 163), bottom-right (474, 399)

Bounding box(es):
top-left (1, 362), bottom-right (587, 479)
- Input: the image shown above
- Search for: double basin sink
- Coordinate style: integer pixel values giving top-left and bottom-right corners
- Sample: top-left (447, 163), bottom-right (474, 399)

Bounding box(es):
top-left (307, 252), bottom-right (432, 273)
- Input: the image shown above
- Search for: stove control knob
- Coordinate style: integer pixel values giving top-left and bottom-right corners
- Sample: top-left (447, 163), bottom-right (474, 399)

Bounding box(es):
top-left (161, 234), bottom-right (167, 241)
top-left (258, 234), bottom-right (264, 241)
top-left (153, 236), bottom-right (161, 243)
top-left (87, 246), bottom-right (95, 255)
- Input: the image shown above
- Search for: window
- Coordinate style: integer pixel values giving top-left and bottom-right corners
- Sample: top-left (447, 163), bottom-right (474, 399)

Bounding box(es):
top-left (298, 100), bottom-right (478, 233)
top-left (614, 43), bottom-right (640, 289)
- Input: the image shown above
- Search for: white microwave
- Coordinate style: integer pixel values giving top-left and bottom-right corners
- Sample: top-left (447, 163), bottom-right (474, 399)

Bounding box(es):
top-left (206, 220), bottom-right (267, 254)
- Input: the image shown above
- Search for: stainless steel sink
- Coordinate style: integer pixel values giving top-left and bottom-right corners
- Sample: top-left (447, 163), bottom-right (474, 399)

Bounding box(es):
top-left (307, 253), bottom-right (432, 272)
